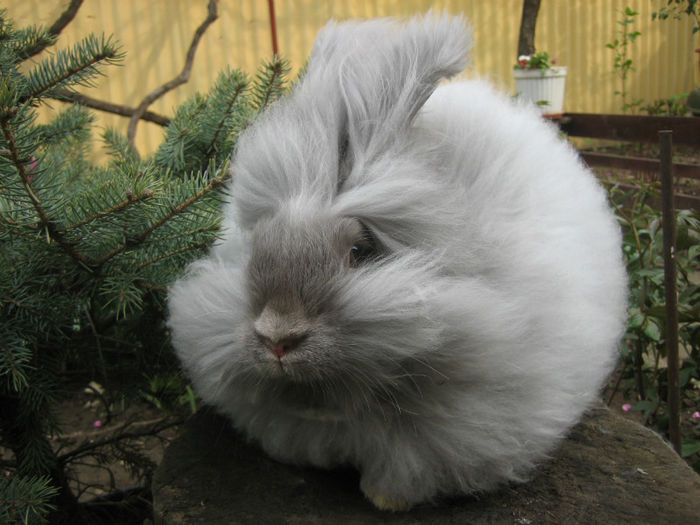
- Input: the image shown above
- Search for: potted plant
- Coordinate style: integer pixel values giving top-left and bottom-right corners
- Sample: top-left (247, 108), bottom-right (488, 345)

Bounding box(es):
top-left (513, 51), bottom-right (567, 116)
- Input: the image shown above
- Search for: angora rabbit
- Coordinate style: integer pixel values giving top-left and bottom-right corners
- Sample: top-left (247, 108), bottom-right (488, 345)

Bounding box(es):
top-left (168, 13), bottom-right (627, 511)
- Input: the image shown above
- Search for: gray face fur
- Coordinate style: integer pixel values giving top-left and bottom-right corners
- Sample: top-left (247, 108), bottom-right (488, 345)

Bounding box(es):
top-left (244, 213), bottom-right (365, 381)
top-left (247, 213), bottom-right (362, 316)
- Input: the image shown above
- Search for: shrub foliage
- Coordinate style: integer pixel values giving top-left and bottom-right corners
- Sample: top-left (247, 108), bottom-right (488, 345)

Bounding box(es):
top-left (0, 9), bottom-right (288, 523)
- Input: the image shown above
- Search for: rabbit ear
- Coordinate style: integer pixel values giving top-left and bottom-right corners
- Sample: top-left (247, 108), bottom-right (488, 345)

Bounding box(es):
top-left (333, 13), bottom-right (472, 165)
top-left (228, 14), bottom-right (470, 228)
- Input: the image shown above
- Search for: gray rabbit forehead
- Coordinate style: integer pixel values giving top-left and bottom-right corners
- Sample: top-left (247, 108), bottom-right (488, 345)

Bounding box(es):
top-left (251, 209), bottom-right (362, 248)
top-left (246, 212), bottom-right (363, 314)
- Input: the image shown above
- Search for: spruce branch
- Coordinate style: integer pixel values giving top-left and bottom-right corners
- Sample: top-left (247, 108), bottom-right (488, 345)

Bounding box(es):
top-left (8, 26), bottom-right (56, 60)
top-left (127, 0), bottom-right (218, 146)
top-left (252, 56), bottom-right (291, 111)
top-left (136, 239), bottom-right (214, 271)
top-left (82, 305), bottom-right (108, 384)
top-left (205, 80), bottom-right (247, 156)
top-left (58, 189), bottom-right (154, 232)
top-left (160, 224), bottom-right (222, 242)
top-left (21, 0), bottom-right (84, 58)
top-left (94, 169), bottom-right (229, 266)
top-left (49, 88), bottom-right (170, 126)
top-left (135, 281), bottom-right (167, 293)
top-left (1, 342), bottom-right (30, 391)
top-left (0, 475), bottom-right (59, 524)
top-left (33, 104), bottom-right (93, 146)
top-left (133, 171), bottom-right (228, 243)
top-left (22, 34), bottom-right (124, 103)
top-left (0, 116), bottom-right (92, 268)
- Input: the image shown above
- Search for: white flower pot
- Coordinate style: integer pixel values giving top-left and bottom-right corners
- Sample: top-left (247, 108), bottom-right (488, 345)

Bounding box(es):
top-left (513, 66), bottom-right (567, 115)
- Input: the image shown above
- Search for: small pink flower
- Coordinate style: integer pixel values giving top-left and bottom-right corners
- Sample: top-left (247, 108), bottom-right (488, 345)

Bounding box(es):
top-left (518, 59), bottom-right (528, 68)
top-left (622, 403), bottom-right (632, 412)
top-left (692, 411), bottom-right (700, 420)
top-left (4, 471), bottom-right (10, 477)
top-left (92, 420), bottom-right (103, 428)
top-left (26, 156), bottom-right (38, 182)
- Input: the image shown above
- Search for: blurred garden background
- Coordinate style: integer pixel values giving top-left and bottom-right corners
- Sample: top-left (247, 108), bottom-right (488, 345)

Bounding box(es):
top-left (6, 0), bottom-right (699, 156)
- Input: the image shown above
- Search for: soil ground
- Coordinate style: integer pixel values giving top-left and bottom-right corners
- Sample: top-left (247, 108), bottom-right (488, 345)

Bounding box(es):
top-left (52, 387), bottom-right (185, 503)
top-left (0, 385), bottom-right (189, 525)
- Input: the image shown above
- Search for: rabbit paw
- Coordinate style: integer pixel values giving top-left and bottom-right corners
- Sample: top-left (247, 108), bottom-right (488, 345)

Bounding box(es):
top-left (364, 491), bottom-right (413, 512)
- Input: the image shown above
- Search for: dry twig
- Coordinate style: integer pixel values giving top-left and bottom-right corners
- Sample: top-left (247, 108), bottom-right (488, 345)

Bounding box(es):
top-left (50, 88), bottom-right (170, 126)
top-left (127, 0), bottom-right (219, 146)
top-left (57, 416), bottom-right (185, 463)
top-left (23, 0), bottom-right (85, 58)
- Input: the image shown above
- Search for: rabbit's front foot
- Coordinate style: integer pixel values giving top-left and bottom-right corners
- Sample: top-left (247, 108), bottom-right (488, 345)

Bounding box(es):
top-left (360, 472), bottom-right (419, 511)
top-left (359, 441), bottom-right (436, 511)
top-left (364, 490), bottom-right (413, 512)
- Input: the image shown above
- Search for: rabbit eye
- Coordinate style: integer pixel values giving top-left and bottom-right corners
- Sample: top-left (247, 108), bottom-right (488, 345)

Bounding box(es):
top-left (349, 241), bottom-right (376, 267)
top-left (349, 245), bottom-right (367, 266)
top-left (345, 221), bottom-right (380, 268)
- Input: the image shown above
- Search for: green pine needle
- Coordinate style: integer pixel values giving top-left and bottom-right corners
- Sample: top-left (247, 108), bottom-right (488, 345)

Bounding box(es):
top-left (251, 56), bottom-right (291, 111)
top-left (0, 475), bottom-right (58, 524)
top-left (23, 34), bottom-right (124, 102)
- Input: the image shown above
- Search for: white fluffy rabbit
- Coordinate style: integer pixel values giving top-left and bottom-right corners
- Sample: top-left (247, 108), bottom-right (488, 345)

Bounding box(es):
top-left (168, 13), bottom-right (628, 511)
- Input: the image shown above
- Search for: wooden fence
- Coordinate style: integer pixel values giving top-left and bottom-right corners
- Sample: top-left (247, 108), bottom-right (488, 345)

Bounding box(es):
top-left (558, 114), bottom-right (700, 210)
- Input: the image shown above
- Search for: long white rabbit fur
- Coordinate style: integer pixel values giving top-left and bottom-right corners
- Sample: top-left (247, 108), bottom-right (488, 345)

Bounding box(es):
top-left (168, 13), bottom-right (628, 510)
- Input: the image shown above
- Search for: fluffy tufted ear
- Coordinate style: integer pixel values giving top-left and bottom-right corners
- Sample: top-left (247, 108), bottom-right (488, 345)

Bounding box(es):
top-left (329, 13), bottom-right (471, 166)
top-left (228, 13), bottom-right (471, 229)
top-left (295, 12), bottom-right (471, 172)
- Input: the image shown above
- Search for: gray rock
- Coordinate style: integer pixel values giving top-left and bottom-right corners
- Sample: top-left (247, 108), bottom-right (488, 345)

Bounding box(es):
top-left (152, 406), bottom-right (700, 524)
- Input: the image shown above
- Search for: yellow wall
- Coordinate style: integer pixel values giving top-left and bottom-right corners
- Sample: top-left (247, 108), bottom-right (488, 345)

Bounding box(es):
top-left (6, 0), bottom-right (699, 156)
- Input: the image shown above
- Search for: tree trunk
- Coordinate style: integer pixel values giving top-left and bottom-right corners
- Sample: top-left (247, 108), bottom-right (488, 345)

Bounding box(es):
top-left (517, 0), bottom-right (542, 57)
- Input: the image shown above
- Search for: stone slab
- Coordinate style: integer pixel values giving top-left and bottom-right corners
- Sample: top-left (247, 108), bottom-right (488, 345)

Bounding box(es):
top-left (152, 406), bottom-right (700, 524)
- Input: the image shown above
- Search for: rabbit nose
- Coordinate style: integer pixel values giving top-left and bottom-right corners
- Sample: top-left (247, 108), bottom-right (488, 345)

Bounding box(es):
top-left (256, 332), bottom-right (308, 359)
top-left (253, 304), bottom-right (312, 359)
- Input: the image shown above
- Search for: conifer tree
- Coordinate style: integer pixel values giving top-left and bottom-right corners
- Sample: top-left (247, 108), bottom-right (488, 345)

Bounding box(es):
top-left (0, 8), bottom-right (289, 522)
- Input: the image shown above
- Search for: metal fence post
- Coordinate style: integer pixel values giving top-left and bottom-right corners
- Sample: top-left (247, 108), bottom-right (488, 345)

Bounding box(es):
top-left (659, 130), bottom-right (680, 455)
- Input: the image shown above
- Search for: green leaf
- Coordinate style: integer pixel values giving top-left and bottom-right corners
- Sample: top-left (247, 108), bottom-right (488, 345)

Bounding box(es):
top-left (641, 318), bottom-right (661, 342)
top-left (632, 399), bottom-right (655, 412)
top-left (681, 440), bottom-right (700, 458)
top-left (628, 307), bottom-right (644, 329)
top-left (637, 268), bottom-right (665, 283)
top-left (679, 366), bottom-right (694, 388)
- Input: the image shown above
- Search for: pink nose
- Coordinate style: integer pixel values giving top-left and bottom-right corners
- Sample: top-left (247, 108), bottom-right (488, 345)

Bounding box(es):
top-left (269, 342), bottom-right (288, 359)
top-left (256, 333), bottom-right (307, 359)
